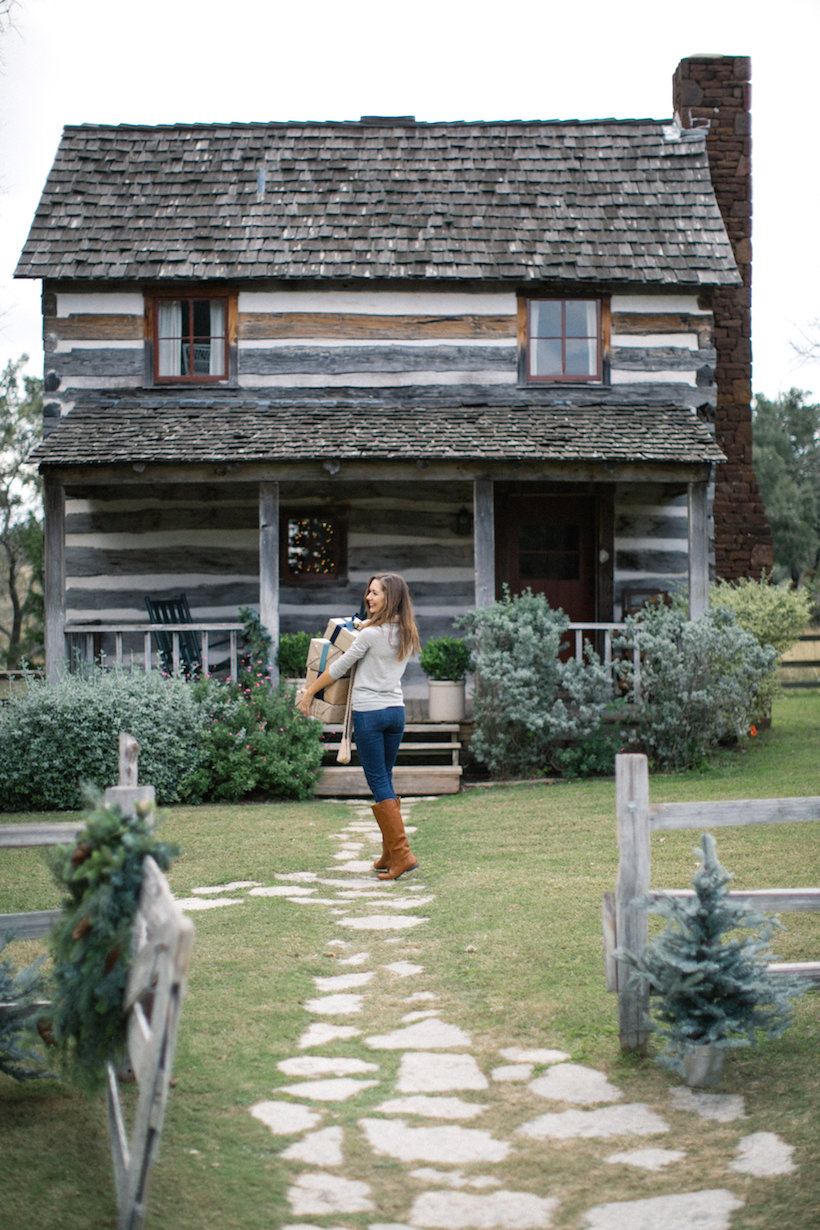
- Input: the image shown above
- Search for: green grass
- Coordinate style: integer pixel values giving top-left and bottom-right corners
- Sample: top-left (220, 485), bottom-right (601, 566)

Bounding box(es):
top-left (1, 691), bottom-right (819, 1228)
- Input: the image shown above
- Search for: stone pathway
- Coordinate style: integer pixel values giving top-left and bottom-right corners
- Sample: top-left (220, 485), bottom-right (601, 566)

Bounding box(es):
top-left (179, 799), bottom-right (797, 1228)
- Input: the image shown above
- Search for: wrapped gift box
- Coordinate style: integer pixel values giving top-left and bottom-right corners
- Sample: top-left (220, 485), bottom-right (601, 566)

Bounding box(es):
top-left (306, 637), bottom-right (351, 722)
top-left (324, 618), bottom-right (360, 652)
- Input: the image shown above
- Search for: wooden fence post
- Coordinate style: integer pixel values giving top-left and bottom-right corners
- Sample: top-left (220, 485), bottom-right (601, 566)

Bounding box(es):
top-left (615, 753), bottom-right (651, 1052)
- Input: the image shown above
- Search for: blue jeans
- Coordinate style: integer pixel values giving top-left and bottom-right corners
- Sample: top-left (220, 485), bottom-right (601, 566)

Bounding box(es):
top-left (353, 706), bottom-right (405, 803)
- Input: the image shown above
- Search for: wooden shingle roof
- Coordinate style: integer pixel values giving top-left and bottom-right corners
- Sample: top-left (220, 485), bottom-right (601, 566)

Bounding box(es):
top-left (30, 397), bottom-right (726, 469)
top-left (16, 118), bottom-right (739, 286)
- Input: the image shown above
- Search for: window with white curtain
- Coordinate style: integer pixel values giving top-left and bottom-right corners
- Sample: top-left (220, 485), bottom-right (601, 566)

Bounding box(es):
top-left (153, 294), bottom-right (229, 382)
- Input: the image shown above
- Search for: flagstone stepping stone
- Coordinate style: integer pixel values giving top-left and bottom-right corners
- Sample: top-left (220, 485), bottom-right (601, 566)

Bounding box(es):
top-left (192, 881), bottom-right (260, 893)
top-left (278, 1056), bottom-right (379, 1077)
top-left (409, 1188), bottom-right (559, 1229)
top-left (250, 1101), bottom-right (322, 1135)
top-left (177, 896), bottom-right (245, 910)
top-left (356, 895), bottom-right (435, 910)
top-left (297, 1023), bottom-right (360, 1048)
top-left (605, 1147), bottom-right (686, 1170)
top-left (375, 1095), bottom-right (486, 1119)
top-left (275, 872), bottom-right (319, 881)
top-left (410, 1169), bottom-right (501, 1190)
top-left (384, 961), bottom-right (425, 977)
top-left (304, 994), bottom-right (364, 1015)
top-left (287, 1172), bottom-right (374, 1216)
top-left (491, 1064), bottom-right (533, 1082)
top-left (403, 1010), bottom-right (441, 1022)
top-left (360, 1118), bottom-right (510, 1164)
top-left (337, 913), bottom-right (428, 931)
top-left (406, 991), bottom-right (439, 1002)
top-left (318, 877), bottom-right (375, 888)
top-left (397, 1052), bottom-right (488, 1093)
top-left (277, 1078), bottom-right (379, 1102)
top-left (580, 1188), bottom-right (744, 1229)
top-left (517, 1104), bottom-right (669, 1140)
top-left (333, 860), bottom-right (375, 873)
top-left (312, 971), bottom-right (374, 992)
top-left (281, 1126), bottom-right (345, 1166)
top-left (669, 1086), bottom-right (746, 1122)
top-left (729, 1132), bottom-right (796, 1176)
top-left (249, 885), bottom-right (317, 897)
top-left (528, 1063), bottom-right (623, 1105)
top-left (499, 1047), bottom-right (569, 1065)
top-left (366, 1018), bottom-right (471, 1050)
top-left (336, 951), bottom-right (371, 965)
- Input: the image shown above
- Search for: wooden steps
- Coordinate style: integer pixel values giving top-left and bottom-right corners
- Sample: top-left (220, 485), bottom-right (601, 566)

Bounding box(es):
top-left (315, 722), bottom-right (462, 796)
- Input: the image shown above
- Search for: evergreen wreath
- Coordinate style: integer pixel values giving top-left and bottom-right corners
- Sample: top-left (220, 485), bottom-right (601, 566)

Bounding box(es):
top-left (46, 794), bottom-right (179, 1089)
top-left (616, 832), bottom-right (805, 1075)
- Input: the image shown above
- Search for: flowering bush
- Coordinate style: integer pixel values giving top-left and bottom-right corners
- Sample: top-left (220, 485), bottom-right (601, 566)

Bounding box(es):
top-left (186, 660), bottom-right (323, 802)
top-left (457, 587), bottom-right (610, 778)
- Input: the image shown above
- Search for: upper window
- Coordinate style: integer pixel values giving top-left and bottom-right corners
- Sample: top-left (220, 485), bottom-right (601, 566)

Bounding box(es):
top-left (283, 514), bottom-right (347, 583)
top-left (524, 298), bottom-right (603, 383)
top-left (151, 294), bottom-right (230, 383)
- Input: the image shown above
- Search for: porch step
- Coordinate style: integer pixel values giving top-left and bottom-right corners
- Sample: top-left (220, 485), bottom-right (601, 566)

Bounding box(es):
top-left (315, 722), bottom-right (462, 796)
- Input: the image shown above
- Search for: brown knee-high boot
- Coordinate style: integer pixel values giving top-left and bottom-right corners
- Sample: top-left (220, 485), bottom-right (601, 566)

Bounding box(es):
top-left (371, 797), bottom-right (400, 871)
top-left (372, 797), bottom-right (419, 881)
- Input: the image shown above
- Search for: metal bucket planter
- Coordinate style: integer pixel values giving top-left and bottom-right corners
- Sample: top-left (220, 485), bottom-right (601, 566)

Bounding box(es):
top-left (683, 1044), bottom-right (725, 1088)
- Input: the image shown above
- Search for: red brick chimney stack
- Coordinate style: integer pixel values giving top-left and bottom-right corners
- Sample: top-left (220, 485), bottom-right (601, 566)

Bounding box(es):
top-left (673, 55), bottom-right (773, 578)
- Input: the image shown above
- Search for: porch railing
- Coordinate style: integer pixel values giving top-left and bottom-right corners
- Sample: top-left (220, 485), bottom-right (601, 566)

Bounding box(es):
top-left (65, 622), bottom-right (246, 682)
top-left (566, 622), bottom-right (639, 699)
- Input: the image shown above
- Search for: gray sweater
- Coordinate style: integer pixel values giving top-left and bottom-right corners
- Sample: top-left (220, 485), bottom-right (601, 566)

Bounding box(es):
top-left (328, 623), bottom-right (409, 711)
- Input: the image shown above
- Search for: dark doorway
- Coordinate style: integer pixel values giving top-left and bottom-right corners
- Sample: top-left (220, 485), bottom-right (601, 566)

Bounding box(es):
top-left (495, 492), bottom-right (597, 621)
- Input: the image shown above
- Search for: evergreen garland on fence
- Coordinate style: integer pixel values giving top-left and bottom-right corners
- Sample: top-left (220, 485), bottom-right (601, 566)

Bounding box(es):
top-left (46, 795), bottom-right (179, 1089)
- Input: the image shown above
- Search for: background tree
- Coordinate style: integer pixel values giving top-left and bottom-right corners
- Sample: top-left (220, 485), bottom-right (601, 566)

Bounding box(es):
top-left (752, 388), bottom-right (820, 588)
top-left (0, 356), bottom-right (43, 666)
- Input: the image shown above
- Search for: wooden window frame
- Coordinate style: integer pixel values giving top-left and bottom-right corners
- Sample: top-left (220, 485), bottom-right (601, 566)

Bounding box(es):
top-left (518, 295), bottom-right (610, 385)
top-left (146, 289), bottom-right (237, 386)
top-left (281, 511), bottom-right (348, 585)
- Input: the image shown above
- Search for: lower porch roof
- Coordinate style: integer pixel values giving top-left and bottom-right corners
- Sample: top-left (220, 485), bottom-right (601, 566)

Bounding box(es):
top-left (31, 396), bottom-right (726, 471)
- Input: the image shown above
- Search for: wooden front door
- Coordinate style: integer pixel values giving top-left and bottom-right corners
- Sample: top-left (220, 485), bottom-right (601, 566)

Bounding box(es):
top-left (495, 493), bottom-right (597, 620)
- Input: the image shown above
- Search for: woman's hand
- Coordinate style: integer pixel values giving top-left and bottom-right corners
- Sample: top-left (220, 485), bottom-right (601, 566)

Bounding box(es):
top-left (296, 689), bottom-right (312, 716)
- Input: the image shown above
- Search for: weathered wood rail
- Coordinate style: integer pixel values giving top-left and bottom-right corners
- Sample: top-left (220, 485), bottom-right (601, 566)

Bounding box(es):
top-left (64, 621), bottom-right (244, 680)
top-left (603, 753), bottom-right (820, 1052)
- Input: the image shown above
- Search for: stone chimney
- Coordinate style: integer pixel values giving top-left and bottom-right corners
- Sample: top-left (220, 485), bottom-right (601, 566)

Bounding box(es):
top-left (673, 55), bottom-right (772, 579)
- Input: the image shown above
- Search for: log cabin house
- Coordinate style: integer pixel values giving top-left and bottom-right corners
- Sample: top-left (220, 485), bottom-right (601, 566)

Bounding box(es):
top-left (17, 54), bottom-right (772, 706)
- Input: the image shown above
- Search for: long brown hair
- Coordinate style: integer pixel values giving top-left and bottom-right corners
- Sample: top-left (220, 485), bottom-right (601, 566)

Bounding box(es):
top-left (364, 573), bottom-right (421, 661)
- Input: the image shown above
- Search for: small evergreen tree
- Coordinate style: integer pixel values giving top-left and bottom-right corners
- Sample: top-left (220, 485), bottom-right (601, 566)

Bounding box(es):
top-left (0, 940), bottom-right (51, 1082)
top-left (617, 833), bottom-right (804, 1077)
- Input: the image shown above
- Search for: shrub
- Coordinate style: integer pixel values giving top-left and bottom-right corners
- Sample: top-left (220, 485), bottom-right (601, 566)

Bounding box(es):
top-left (419, 636), bottom-right (470, 682)
top-left (711, 575), bottom-right (811, 722)
top-left (457, 588), bottom-right (610, 778)
top-left (0, 940), bottom-right (51, 1082)
top-left (46, 795), bottom-right (178, 1089)
top-left (613, 603), bottom-right (777, 770)
top-left (0, 669), bottom-right (206, 811)
top-left (276, 630), bottom-right (314, 678)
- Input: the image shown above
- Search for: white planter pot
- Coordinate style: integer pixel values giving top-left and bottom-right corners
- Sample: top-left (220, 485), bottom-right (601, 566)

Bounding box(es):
top-left (427, 680), bottom-right (465, 722)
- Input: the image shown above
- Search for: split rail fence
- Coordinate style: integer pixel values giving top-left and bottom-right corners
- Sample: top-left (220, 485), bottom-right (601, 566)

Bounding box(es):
top-left (603, 752), bottom-right (820, 1052)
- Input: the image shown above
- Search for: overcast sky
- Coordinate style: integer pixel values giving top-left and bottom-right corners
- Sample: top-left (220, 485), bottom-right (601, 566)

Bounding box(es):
top-left (1, 0), bottom-right (818, 400)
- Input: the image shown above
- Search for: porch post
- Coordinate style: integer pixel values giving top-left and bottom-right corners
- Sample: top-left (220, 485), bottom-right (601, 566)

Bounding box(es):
top-left (259, 481), bottom-right (280, 685)
top-left (43, 475), bottom-right (66, 680)
top-left (473, 478), bottom-right (495, 607)
top-left (688, 479), bottom-right (709, 619)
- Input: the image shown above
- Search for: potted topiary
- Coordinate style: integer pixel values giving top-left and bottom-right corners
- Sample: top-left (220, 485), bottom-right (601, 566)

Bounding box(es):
top-left (419, 636), bottom-right (470, 722)
top-left (616, 833), bottom-right (805, 1087)
top-left (276, 631), bottom-right (313, 687)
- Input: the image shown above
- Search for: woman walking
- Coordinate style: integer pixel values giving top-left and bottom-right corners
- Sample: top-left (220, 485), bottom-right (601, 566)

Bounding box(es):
top-left (297, 573), bottom-right (422, 880)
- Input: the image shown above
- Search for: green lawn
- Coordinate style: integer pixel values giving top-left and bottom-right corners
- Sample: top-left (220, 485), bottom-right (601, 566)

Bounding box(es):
top-left (0, 691), bottom-right (818, 1229)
